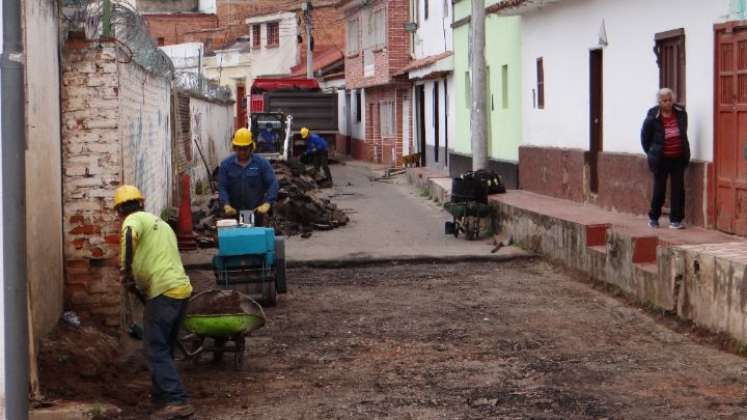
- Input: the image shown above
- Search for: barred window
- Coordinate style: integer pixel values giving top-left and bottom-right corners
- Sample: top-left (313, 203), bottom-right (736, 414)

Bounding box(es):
top-left (252, 25), bottom-right (261, 49)
top-left (266, 22), bottom-right (279, 47)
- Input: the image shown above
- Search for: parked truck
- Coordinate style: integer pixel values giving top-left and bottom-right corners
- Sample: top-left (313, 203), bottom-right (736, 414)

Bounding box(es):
top-left (249, 78), bottom-right (338, 157)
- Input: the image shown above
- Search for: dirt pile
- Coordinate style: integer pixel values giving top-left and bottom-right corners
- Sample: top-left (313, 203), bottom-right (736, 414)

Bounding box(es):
top-left (38, 324), bottom-right (146, 408)
top-left (187, 289), bottom-right (263, 317)
top-left (189, 160), bottom-right (349, 242)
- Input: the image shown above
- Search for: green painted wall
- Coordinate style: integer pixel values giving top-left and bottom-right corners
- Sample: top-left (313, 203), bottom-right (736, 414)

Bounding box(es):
top-left (452, 0), bottom-right (522, 163)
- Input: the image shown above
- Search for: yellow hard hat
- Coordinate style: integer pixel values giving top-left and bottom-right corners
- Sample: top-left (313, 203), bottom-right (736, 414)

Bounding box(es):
top-left (113, 185), bottom-right (144, 209)
top-left (232, 128), bottom-right (254, 148)
top-left (300, 127), bottom-right (310, 139)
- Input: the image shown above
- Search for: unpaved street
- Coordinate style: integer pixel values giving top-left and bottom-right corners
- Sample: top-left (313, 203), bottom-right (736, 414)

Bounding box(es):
top-left (109, 260), bottom-right (747, 419)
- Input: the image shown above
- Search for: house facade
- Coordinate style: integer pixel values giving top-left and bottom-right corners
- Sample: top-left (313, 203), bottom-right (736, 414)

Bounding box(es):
top-left (452, 0), bottom-right (522, 186)
top-left (493, 0), bottom-right (733, 229)
top-left (342, 0), bottom-right (411, 165)
top-left (398, 0), bottom-right (454, 171)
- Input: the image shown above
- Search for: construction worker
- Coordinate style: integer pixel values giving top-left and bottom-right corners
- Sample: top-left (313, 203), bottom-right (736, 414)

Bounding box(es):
top-left (114, 185), bottom-right (194, 420)
top-left (218, 128), bottom-right (279, 226)
top-left (300, 127), bottom-right (332, 185)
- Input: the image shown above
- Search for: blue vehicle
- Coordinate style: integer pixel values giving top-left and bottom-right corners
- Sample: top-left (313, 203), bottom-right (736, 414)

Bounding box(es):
top-left (213, 220), bottom-right (287, 306)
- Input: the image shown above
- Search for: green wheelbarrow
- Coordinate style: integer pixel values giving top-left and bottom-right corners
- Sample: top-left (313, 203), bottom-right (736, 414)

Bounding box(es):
top-left (178, 290), bottom-right (266, 368)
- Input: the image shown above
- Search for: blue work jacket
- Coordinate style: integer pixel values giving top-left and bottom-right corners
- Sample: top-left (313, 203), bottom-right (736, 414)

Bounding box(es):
top-left (306, 133), bottom-right (328, 154)
top-left (218, 154), bottom-right (279, 211)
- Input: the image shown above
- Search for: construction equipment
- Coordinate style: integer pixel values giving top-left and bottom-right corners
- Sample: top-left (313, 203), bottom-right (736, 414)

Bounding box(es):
top-left (212, 215), bottom-right (287, 306)
top-left (250, 112), bottom-right (293, 161)
top-left (178, 289), bottom-right (266, 368)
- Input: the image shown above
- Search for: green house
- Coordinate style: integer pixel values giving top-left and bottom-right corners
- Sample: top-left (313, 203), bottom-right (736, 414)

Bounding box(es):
top-left (451, 0), bottom-right (521, 187)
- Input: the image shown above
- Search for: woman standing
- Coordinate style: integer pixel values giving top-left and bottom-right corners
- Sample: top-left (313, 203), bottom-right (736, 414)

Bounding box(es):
top-left (641, 88), bottom-right (691, 229)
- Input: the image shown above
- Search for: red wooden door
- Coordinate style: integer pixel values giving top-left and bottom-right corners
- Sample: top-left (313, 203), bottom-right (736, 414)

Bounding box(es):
top-left (715, 24), bottom-right (747, 236)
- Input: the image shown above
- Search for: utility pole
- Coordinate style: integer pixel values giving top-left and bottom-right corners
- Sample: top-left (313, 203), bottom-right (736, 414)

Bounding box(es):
top-left (470, 0), bottom-right (488, 170)
top-left (2, 0), bottom-right (30, 418)
top-left (304, 0), bottom-right (313, 79)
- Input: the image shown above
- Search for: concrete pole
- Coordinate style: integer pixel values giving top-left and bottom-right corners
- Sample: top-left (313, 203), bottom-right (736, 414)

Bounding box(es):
top-left (305, 0), bottom-right (313, 79)
top-left (1, 0), bottom-right (29, 418)
top-left (470, 0), bottom-right (488, 170)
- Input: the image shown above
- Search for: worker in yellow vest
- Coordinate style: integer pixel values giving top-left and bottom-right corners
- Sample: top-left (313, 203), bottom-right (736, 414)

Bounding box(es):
top-left (114, 185), bottom-right (195, 419)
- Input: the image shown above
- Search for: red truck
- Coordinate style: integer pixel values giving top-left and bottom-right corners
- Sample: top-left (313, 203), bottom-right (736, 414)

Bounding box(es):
top-left (248, 78), bottom-right (339, 157)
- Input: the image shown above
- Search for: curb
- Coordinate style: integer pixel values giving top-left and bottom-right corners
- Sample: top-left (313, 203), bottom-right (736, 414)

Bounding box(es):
top-left (185, 252), bottom-right (534, 271)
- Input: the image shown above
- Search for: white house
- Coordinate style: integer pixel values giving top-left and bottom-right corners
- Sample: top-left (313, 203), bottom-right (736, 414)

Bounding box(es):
top-left (401, 0), bottom-right (454, 170)
top-left (246, 12), bottom-right (299, 79)
top-left (494, 0), bottom-right (736, 231)
top-left (160, 42), bottom-right (204, 74)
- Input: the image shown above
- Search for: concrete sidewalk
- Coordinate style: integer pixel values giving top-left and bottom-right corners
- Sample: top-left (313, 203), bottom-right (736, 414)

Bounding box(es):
top-left (407, 166), bottom-right (747, 343)
top-left (181, 162), bottom-right (529, 268)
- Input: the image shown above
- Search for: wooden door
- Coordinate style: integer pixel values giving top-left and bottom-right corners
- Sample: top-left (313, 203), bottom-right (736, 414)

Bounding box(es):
top-left (589, 49), bottom-right (603, 194)
top-left (715, 24), bottom-right (747, 235)
top-left (417, 85), bottom-right (427, 166)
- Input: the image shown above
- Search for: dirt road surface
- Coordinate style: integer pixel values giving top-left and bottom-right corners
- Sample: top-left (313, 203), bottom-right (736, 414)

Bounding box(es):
top-left (103, 260), bottom-right (747, 419)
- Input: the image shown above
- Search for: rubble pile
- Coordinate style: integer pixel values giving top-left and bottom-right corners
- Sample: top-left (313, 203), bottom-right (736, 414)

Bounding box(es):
top-left (188, 160), bottom-right (349, 245)
top-left (188, 289), bottom-right (263, 317)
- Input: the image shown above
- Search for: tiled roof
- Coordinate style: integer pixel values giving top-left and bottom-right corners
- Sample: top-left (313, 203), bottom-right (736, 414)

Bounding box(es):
top-left (290, 48), bottom-right (345, 77)
top-left (395, 51), bottom-right (453, 76)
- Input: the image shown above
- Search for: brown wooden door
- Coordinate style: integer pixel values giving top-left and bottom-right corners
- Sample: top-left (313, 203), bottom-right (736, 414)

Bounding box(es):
top-left (715, 24), bottom-right (747, 235)
top-left (589, 49), bottom-right (603, 194)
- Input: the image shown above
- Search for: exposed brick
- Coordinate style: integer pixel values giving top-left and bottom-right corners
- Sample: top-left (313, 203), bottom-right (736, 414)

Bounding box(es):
top-left (62, 38), bottom-right (172, 328)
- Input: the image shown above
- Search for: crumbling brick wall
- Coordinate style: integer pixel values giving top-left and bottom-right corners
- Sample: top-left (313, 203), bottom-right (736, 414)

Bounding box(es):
top-left (61, 37), bottom-right (173, 328)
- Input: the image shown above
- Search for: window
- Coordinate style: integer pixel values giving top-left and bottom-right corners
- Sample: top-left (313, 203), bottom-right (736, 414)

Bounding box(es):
top-left (252, 25), bottom-right (261, 49)
top-left (424, 0), bottom-right (429, 20)
top-left (443, 0), bottom-right (449, 17)
top-left (380, 101), bottom-right (395, 137)
top-left (347, 17), bottom-right (359, 55)
top-left (536, 57), bottom-right (545, 109)
top-left (501, 65), bottom-right (509, 109)
top-left (266, 22), bottom-right (279, 47)
top-left (356, 91), bottom-right (362, 122)
top-left (364, 8), bottom-right (386, 50)
top-left (655, 29), bottom-right (686, 105)
top-left (157, 37), bottom-right (165, 46)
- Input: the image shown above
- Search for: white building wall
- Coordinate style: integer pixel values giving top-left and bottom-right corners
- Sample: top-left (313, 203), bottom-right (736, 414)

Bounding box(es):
top-left (413, 0), bottom-right (453, 59)
top-left (247, 13), bottom-right (298, 78)
top-left (160, 43), bottom-right (203, 74)
top-left (189, 97), bottom-right (233, 188)
top-left (521, 0), bottom-right (730, 161)
top-left (198, 0), bottom-right (216, 13)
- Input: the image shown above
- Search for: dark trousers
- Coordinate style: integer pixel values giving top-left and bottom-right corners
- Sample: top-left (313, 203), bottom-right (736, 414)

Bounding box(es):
top-left (648, 158), bottom-right (686, 223)
top-left (311, 150), bottom-right (332, 183)
top-left (144, 294), bottom-right (189, 404)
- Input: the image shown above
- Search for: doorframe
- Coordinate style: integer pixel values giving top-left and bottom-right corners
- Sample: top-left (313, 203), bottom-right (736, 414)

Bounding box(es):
top-left (588, 47), bottom-right (604, 194)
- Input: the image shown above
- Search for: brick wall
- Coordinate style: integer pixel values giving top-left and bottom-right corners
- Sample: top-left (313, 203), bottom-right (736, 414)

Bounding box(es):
top-left (363, 84), bottom-right (408, 165)
top-left (143, 14), bottom-right (219, 46)
top-left (298, 6), bottom-right (346, 68)
top-left (61, 38), bottom-right (173, 328)
top-left (344, 0), bottom-right (410, 90)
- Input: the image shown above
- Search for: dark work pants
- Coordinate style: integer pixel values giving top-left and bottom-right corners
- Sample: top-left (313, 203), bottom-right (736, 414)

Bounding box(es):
top-left (144, 294), bottom-right (189, 404)
top-left (311, 150), bottom-right (332, 183)
top-left (648, 157), bottom-right (686, 223)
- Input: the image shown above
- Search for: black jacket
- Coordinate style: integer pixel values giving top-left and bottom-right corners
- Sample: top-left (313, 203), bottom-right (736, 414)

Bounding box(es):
top-left (641, 104), bottom-right (690, 170)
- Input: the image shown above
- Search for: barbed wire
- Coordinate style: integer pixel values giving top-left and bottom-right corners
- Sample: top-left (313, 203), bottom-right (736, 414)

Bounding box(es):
top-left (175, 71), bottom-right (233, 103)
top-left (62, 0), bottom-right (175, 78)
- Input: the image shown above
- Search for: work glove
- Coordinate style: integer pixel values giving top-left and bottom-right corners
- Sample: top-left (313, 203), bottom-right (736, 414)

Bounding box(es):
top-left (255, 202), bottom-right (271, 214)
top-left (224, 204), bottom-right (237, 217)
